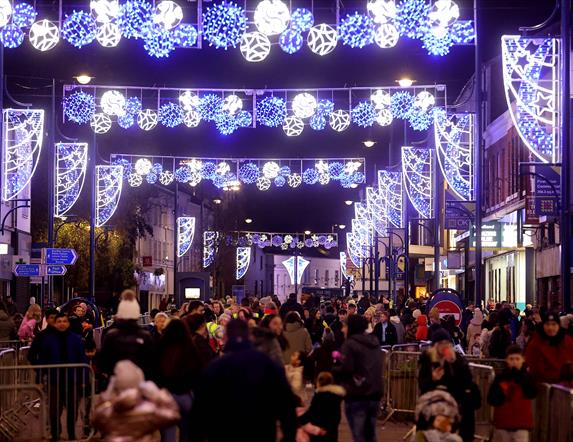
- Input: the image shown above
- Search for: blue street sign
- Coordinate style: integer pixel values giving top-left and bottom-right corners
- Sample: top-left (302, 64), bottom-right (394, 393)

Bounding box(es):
top-left (13, 264), bottom-right (42, 277)
top-left (44, 248), bottom-right (78, 265)
top-left (46, 265), bottom-right (67, 276)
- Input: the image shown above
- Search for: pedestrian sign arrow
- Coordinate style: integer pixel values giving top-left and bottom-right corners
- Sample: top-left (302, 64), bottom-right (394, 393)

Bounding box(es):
top-left (13, 264), bottom-right (42, 277)
top-left (44, 248), bottom-right (78, 265)
top-left (46, 265), bottom-right (67, 276)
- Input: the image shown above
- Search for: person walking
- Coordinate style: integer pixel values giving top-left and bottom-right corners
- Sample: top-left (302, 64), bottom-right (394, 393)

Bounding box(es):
top-left (280, 292), bottom-right (305, 320)
top-left (283, 311), bottom-right (313, 364)
top-left (372, 311), bottom-right (397, 347)
top-left (466, 308), bottom-right (483, 352)
top-left (185, 313), bottom-right (217, 368)
top-left (18, 304), bottom-right (41, 342)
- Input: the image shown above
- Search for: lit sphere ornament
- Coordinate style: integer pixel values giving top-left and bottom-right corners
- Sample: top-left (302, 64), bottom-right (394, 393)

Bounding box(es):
top-left (117, 113), bottom-right (135, 128)
top-left (414, 90), bottom-right (435, 112)
top-left (187, 159), bottom-right (203, 173)
top-left (239, 162), bottom-right (260, 184)
top-left (257, 96), bottom-right (287, 127)
top-left (146, 172), bottom-right (158, 184)
top-left (390, 91), bottom-right (414, 118)
top-left (29, 19), bottom-right (60, 51)
top-left (63, 91), bottom-right (96, 124)
top-left (279, 29), bottom-right (303, 54)
top-left (318, 174), bottom-right (330, 185)
top-left (159, 102), bottom-right (184, 127)
top-left (240, 31), bottom-right (271, 62)
top-left (351, 101), bottom-right (377, 128)
top-left (175, 166), bottom-right (192, 183)
top-left (288, 173), bottom-right (302, 188)
top-left (159, 170), bottom-right (174, 185)
top-left (0, 24), bottom-right (24, 48)
top-left (215, 112), bottom-right (237, 135)
top-left (173, 23), bottom-right (198, 47)
top-left (282, 116), bottom-right (304, 136)
top-left (62, 11), bottom-right (98, 48)
top-left (125, 96), bottom-right (142, 115)
top-left (90, 113), bottom-right (112, 134)
top-left (188, 172), bottom-right (202, 187)
top-left (395, 0), bottom-right (430, 39)
top-left (201, 162), bottom-right (216, 179)
top-left (428, 0), bottom-right (459, 29)
top-left (222, 94), bottom-right (243, 115)
top-left (421, 31), bottom-right (453, 56)
top-left (407, 108), bottom-right (433, 131)
top-left (235, 110), bottom-right (253, 127)
top-left (307, 23), bottom-right (337, 56)
top-left (134, 158), bottom-right (153, 175)
top-left (374, 23), bottom-right (399, 48)
top-left (280, 166), bottom-right (291, 176)
top-left (153, 1), bottom-right (183, 30)
top-left (96, 22), bottom-right (122, 47)
top-left (371, 89), bottom-right (392, 110)
top-left (254, 0), bottom-right (290, 36)
top-left (202, 1), bottom-right (247, 49)
top-left (179, 90), bottom-right (200, 111)
top-left (137, 109), bottom-right (158, 130)
top-left (274, 176), bottom-right (286, 187)
top-left (376, 108), bottom-right (393, 126)
top-left (263, 161), bottom-right (280, 179)
top-left (316, 99), bottom-right (335, 116)
top-left (198, 94), bottom-right (223, 122)
top-left (128, 173), bottom-right (143, 187)
top-left (90, 0), bottom-right (119, 24)
top-left (303, 168), bottom-right (319, 185)
top-left (143, 24), bottom-right (176, 57)
top-left (367, 0), bottom-right (396, 24)
top-left (338, 13), bottom-right (375, 48)
top-left (151, 163), bottom-right (163, 174)
top-left (101, 90), bottom-right (126, 116)
top-left (292, 92), bottom-right (317, 119)
top-left (117, 0), bottom-right (153, 39)
top-left (183, 110), bottom-right (201, 127)
top-left (328, 162), bottom-right (345, 179)
top-left (329, 110), bottom-right (351, 132)
top-left (290, 8), bottom-right (313, 32)
top-left (256, 176), bottom-right (271, 191)
top-left (450, 20), bottom-right (475, 44)
top-left (13, 2), bottom-right (37, 28)
top-left (0, 0), bottom-right (12, 28)
top-left (310, 114), bottom-right (326, 131)
top-left (113, 158), bottom-right (132, 178)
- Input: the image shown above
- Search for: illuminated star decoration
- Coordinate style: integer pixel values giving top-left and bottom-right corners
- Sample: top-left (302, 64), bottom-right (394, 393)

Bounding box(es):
top-left (95, 164), bottom-right (124, 226)
top-left (401, 146), bottom-right (433, 218)
top-left (366, 186), bottom-right (388, 236)
top-left (378, 170), bottom-right (403, 228)
top-left (282, 256), bottom-right (310, 285)
top-left (236, 246), bottom-right (251, 279)
top-left (55, 142), bottom-right (88, 216)
top-left (176, 216), bottom-right (195, 257)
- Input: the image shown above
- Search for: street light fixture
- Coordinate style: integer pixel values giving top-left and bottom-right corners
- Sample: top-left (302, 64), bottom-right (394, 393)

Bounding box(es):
top-left (245, 218), bottom-right (253, 224)
top-left (363, 140), bottom-right (376, 148)
top-left (304, 230), bottom-right (311, 235)
top-left (338, 224), bottom-right (346, 229)
top-left (75, 74), bottom-right (93, 85)
top-left (397, 78), bottom-right (415, 88)
top-left (213, 198), bottom-right (222, 204)
top-left (344, 200), bottom-right (353, 206)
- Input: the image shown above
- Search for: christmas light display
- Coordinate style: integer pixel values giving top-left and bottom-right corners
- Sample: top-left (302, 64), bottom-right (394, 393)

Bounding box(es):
top-left (90, 0), bottom-right (120, 24)
top-left (346, 232), bottom-right (365, 267)
top-left (137, 109), bottom-right (158, 130)
top-left (254, 0), bottom-right (290, 36)
top-left (55, 143), bottom-right (88, 217)
top-left (282, 116), bottom-right (304, 136)
top-left (283, 256), bottom-right (310, 285)
top-left (236, 246), bottom-right (251, 279)
top-left (154, 1), bottom-right (183, 30)
top-left (63, 90), bottom-right (96, 124)
top-left (401, 146), bottom-right (433, 219)
top-left (351, 101), bottom-right (377, 128)
top-left (501, 36), bottom-right (560, 163)
top-left (0, 24), bottom-right (24, 48)
top-left (95, 165), bottom-right (123, 227)
top-left (310, 114), bottom-right (326, 131)
top-left (117, 0), bottom-right (153, 39)
top-left (367, 0), bottom-right (396, 24)
top-left (338, 12), bottom-right (375, 48)
top-left (203, 231), bottom-right (219, 268)
top-left (279, 28), bottom-right (303, 54)
top-left (143, 24), bottom-right (176, 57)
top-left (90, 113), bottom-right (113, 133)
top-left (117, 113), bottom-right (135, 128)
top-left (292, 93), bottom-right (317, 119)
top-left (290, 8), bottom-right (314, 32)
top-left (0, 0), bottom-right (11, 28)
top-left (340, 251), bottom-right (349, 280)
top-left (172, 23), bottom-right (198, 47)
top-left (176, 216), bottom-right (195, 257)
top-left (96, 22), bottom-right (122, 47)
top-left (62, 10), bottom-right (97, 48)
top-left (329, 110), bottom-right (351, 132)
top-left (13, 2), bottom-right (36, 28)
top-left (374, 23), bottom-right (399, 48)
top-left (257, 96), bottom-right (287, 127)
top-left (159, 102), bottom-right (185, 127)
top-left (366, 186), bottom-right (389, 237)
top-left (390, 91), bottom-right (414, 118)
top-left (377, 170), bottom-right (403, 228)
top-left (395, 0), bottom-right (429, 39)
top-left (101, 90), bottom-right (126, 116)
top-left (307, 23), bottom-right (337, 56)
top-left (240, 31), bottom-right (271, 62)
top-left (2, 109), bottom-right (44, 201)
top-left (202, 1), bottom-right (247, 49)
top-left (28, 19), bottom-right (60, 51)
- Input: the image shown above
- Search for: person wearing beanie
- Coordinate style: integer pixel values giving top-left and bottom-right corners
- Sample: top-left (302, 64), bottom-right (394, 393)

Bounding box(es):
top-left (524, 310), bottom-right (573, 384)
top-left (100, 290), bottom-right (154, 380)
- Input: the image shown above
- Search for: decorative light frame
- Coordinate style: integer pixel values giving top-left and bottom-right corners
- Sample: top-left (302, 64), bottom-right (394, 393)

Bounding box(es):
top-left (282, 256), bottom-right (310, 285)
top-left (55, 142), bottom-right (88, 217)
top-left (95, 164), bottom-right (123, 227)
top-left (366, 186), bottom-right (389, 237)
top-left (224, 230), bottom-right (338, 250)
top-left (401, 146), bottom-right (433, 219)
top-left (176, 216), bottom-right (195, 257)
top-left (203, 230), bottom-right (219, 268)
top-left (236, 246), bottom-right (251, 280)
top-left (346, 232), bottom-right (365, 267)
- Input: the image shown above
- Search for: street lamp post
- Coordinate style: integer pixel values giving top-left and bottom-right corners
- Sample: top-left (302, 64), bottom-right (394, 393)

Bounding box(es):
top-left (88, 132), bottom-right (96, 302)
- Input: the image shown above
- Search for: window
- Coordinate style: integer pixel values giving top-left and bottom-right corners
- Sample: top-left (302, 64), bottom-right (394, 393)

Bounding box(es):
top-left (260, 256), bottom-right (263, 270)
top-left (335, 270), bottom-right (339, 286)
top-left (315, 269), bottom-right (319, 285)
top-left (324, 270), bottom-right (329, 285)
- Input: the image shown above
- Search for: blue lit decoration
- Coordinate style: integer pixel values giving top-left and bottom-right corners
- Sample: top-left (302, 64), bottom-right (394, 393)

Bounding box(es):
top-left (501, 36), bottom-right (559, 163)
top-left (95, 165), bottom-right (124, 227)
top-left (0, 24), bottom-right (25, 48)
top-left (280, 166), bottom-right (291, 176)
top-left (377, 170), bottom-right (403, 228)
top-left (112, 158), bottom-right (133, 178)
top-left (55, 142), bottom-right (88, 217)
top-left (274, 175), bottom-right (286, 187)
top-left (309, 114), bottom-right (326, 131)
top-left (256, 96), bottom-right (287, 127)
top-left (303, 168), bottom-right (319, 184)
top-left (201, 161), bottom-right (217, 179)
top-left (434, 109), bottom-right (474, 201)
top-left (421, 31), bottom-right (453, 56)
top-left (203, 231), bottom-right (219, 268)
top-left (215, 112), bottom-right (238, 135)
top-left (174, 165), bottom-right (192, 183)
top-left (316, 99), bottom-right (335, 116)
top-left (279, 29), bottom-right (303, 54)
top-left (235, 110), bottom-right (252, 127)
top-left (202, 1), bottom-right (247, 50)
top-left (117, 0), bottom-right (153, 39)
top-left (238, 162), bottom-right (260, 184)
top-left (117, 113), bottom-right (135, 128)
top-left (328, 162), bottom-right (344, 179)
top-left (226, 231), bottom-right (337, 250)
top-left (390, 91), bottom-right (415, 119)
top-left (401, 146), bottom-right (433, 219)
top-left (283, 256), bottom-right (310, 285)
top-left (352, 218), bottom-right (373, 252)
top-left (2, 109), bottom-right (44, 201)
top-left (125, 96), bottom-right (142, 115)
top-left (197, 94), bottom-right (223, 122)
top-left (351, 101), bottom-right (377, 127)
top-left (290, 8), bottom-right (314, 32)
top-left (172, 23), bottom-right (198, 47)
top-left (159, 102), bottom-right (184, 127)
top-left (346, 232), bottom-right (364, 267)
top-left (62, 11), bottom-right (97, 48)
top-left (13, 3), bottom-right (38, 28)
top-left (63, 90), bottom-right (96, 124)
top-left (236, 246), bottom-right (251, 280)
top-left (146, 172), bottom-right (157, 184)
top-left (151, 163), bottom-right (163, 174)
top-left (177, 216), bottom-right (196, 257)
top-left (450, 20), bottom-right (474, 45)
top-left (408, 107), bottom-right (434, 131)
top-left (143, 25), bottom-right (176, 57)
top-left (366, 186), bottom-right (388, 237)
top-left (395, 0), bottom-right (430, 39)
top-left (338, 12), bottom-right (375, 48)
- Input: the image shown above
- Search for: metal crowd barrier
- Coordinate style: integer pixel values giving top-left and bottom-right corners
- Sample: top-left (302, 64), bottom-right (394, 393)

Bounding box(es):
top-left (92, 327), bottom-right (104, 350)
top-left (383, 350), bottom-right (420, 422)
top-left (465, 356), bottom-right (506, 374)
top-left (0, 363), bottom-right (95, 442)
top-left (532, 383), bottom-right (551, 442)
top-left (0, 384), bottom-right (46, 441)
top-left (548, 384), bottom-right (573, 442)
top-left (468, 363), bottom-right (495, 441)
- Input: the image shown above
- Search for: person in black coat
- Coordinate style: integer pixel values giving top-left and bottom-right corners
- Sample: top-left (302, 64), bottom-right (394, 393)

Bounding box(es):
top-left (280, 293), bottom-right (305, 320)
top-left (185, 313), bottom-right (217, 369)
top-left (299, 372), bottom-right (345, 442)
top-left (192, 319), bottom-right (297, 442)
top-left (372, 311), bottom-right (398, 346)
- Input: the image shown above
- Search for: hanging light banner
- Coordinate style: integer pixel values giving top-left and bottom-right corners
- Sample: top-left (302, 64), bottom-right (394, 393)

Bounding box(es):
top-left (352, 218), bottom-right (373, 250)
top-left (95, 165), bottom-right (124, 227)
top-left (224, 231), bottom-right (337, 250)
top-left (55, 142), bottom-right (88, 217)
top-left (377, 170), bottom-right (403, 228)
top-left (501, 36), bottom-right (560, 163)
top-left (434, 109), bottom-right (474, 201)
top-left (401, 146), bottom-right (434, 219)
top-left (110, 154), bottom-right (366, 191)
top-left (366, 186), bottom-right (388, 237)
top-left (346, 232), bottom-right (365, 267)
top-left (236, 247), bottom-right (251, 280)
top-left (176, 216), bottom-right (195, 257)
top-left (282, 256), bottom-right (310, 285)
top-left (63, 84), bottom-right (445, 135)
top-left (203, 231), bottom-right (219, 268)
top-left (2, 109), bottom-right (44, 201)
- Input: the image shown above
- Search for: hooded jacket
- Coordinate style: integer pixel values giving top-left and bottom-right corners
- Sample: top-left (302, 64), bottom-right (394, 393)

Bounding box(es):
top-left (524, 329), bottom-right (573, 383)
top-left (0, 310), bottom-right (16, 340)
top-left (283, 321), bottom-right (313, 364)
top-left (336, 334), bottom-right (383, 400)
top-left (416, 315), bottom-right (429, 341)
top-left (390, 316), bottom-right (405, 344)
top-left (466, 309), bottom-right (483, 350)
top-left (299, 384), bottom-right (346, 442)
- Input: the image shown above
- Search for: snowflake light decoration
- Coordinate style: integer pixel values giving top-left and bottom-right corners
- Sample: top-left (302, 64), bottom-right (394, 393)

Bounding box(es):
top-left (374, 23), bottom-right (399, 48)
top-left (257, 96), bottom-right (287, 127)
top-left (254, 0), bottom-right (290, 36)
top-left (101, 90), bottom-right (126, 116)
top-left (173, 23), bottom-right (198, 47)
top-left (63, 91), bottom-right (96, 124)
top-left (128, 172), bottom-right (143, 187)
top-left (282, 116), bottom-right (304, 136)
top-left (117, 0), bottom-right (153, 39)
top-left (96, 22), bottom-right (122, 47)
top-left (338, 13), bottom-right (375, 48)
top-left (29, 19), bottom-right (60, 51)
top-left (1, 24), bottom-right (24, 48)
top-left (143, 24), bottom-right (176, 57)
top-left (290, 8), bottom-right (313, 32)
top-left (13, 2), bottom-right (37, 28)
top-left (329, 110), bottom-right (351, 131)
top-left (292, 93), bottom-right (317, 119)
top-left (303, 168), bottom-right (319, 184)
top-left (239, 162), bottom-right (260, 184)
top-left (153, 0), bottom-right (183, 30)
top-left (390, 91), bottom-right (414, 119)
top-left (235, 110), bottom-right (252, 127)
top-left (256, 176), bottom-right (271, 191)
top-left (351, 101), bottom-right (377, 127)
top-left (62, 11), bottom-right (97, 48)
top-left (90, 0), bottom-right (120, 24)
top-left (395, 0), bottom-right (429, 39)
top-left (198, 94), bottom-right (223, 121)
top-left (159, 170), bottom-right (174, 185)
top-left (137, 109), bottom-right (158, 130)
top-left (202, 1), bottom-right (247, 49)
top-left (279, 29), bottom-right (303, 54)
top-left (307, 23), bottom-right (337, 56)
top-left (159, 102), bottom-right (184, 127)
top-left (240, 31), bottom-right (271, 62)
top-left (310, 114), bottom-right (326, 131)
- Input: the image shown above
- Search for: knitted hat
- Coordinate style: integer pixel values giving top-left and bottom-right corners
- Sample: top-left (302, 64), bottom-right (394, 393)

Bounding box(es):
top-left (431, 327), bottom-right (452, 344)
top-left (116, 290), bottom-right (140, 320)
top-left (542, 310), bottom-right (560, 325)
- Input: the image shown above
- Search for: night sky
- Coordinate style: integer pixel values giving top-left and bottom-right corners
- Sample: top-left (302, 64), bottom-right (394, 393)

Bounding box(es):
top-left (4, 0), bottom-right (554, 234)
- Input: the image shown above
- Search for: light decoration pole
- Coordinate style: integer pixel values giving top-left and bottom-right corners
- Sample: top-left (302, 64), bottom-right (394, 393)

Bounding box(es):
top-left (54, 142), bottom-right (88, 217)
top-left (378, 170), bottom-right (404, 229)
top-left (235, 246), bottom-right (251, 280)
top-left (95, 165), bottom-right (123, 227)
top-left (283, 256), bottom-right (310, 292)
top-left (176, 216), bottom-right (195, 257)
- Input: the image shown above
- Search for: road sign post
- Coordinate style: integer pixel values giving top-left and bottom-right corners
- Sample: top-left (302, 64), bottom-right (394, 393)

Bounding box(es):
top-left (46, 265), bottom-right (67, 276)
top-left (43, 248), bottom-right (78, 266)
top-left (13, 264), bottom-right (42, 277)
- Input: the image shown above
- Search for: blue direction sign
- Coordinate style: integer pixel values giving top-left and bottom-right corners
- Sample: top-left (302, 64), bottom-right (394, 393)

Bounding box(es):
top-left (13, 264), bottom-right (42, 277)
top-left (46, 265), bottom-right (67, 276)
top-left (44, 248), bottom-right (78, 265)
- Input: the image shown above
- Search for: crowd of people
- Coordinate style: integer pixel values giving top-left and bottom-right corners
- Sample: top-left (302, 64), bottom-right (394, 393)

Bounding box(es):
top-left (1, 292), bottom-right (573, 442)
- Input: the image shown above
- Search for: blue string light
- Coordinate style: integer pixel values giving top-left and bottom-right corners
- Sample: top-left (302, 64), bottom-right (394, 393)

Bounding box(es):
top-left (239, 162), bottom-right (260, 184)
top-left (256, 96), bottom-right (287, 127)
top-left (0, 24), bottom-right (25, 48)
top-left (118, 0), bottom-right (153, 39)
top-left (198, 94), bottom-right (223, 122)
top-left (390, 91), bottom-right (414, 119)
top-left (408, 108), bottom-right (434, 131)
top-left (125, 97), bottom-right (142, 115)
top-left (450, 20), bottom-right (475, 45)
top-left (202, 1), bottom-right (247, 50)
top-left (338, 12), bottom-right (375, 48)
top-left (159, 102), bottom-right (185, 127)
top-left (328, 162), bottom-right (345, 180)
top-left (144, 24), bottom-right (176, 57)
top-left (279, 29), bottom-right (303, 54)
top-left (395, 0), bottom-right (430, 39)
top-left (112, 158), bottom-right (133, 179)
top-left (235, 110), bottom-right (252, 128)
top-left (352, 171), bottom-right (366, 183)
top-left (351, 101), bottom-right (377, 127)
top-left (280, 166), bottom-right (291, 176)
top-left (151, 163), bottom-right (163, 175)
top-left (303, 168), bottom-right (319, 184)
top-left (215, 112), bottom-right (238, 135)
top-left (310, 114), bottom-right (326, 131)
top-left (421, 32), bottom-right (454, 56)
top-left (62, 11), bottom-right (97, 48)
top-left (175, 166), bottom-right (192, 183)
top-left (63, 91), bottom-right (96, 124)
top-left (201, 162), bottom-right (217, 179)
top-left (173, 23), bottom-right (198, 47)
top-left (146, 172), bottom-right (158, 184)
top-left (117, 113), bottom-right (135, 128)
top-left (316, 99), bottom-right (335, 116)
top-left (290, 8), bottom-right (314, 32)
top-left (274, 175), bottom-right (286, 187)
top-left (13, 3), bottom-right (38, 28)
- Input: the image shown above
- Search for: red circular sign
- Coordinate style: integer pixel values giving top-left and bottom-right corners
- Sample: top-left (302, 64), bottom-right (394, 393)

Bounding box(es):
top-left (433, 300), bottom-right (463, 326)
